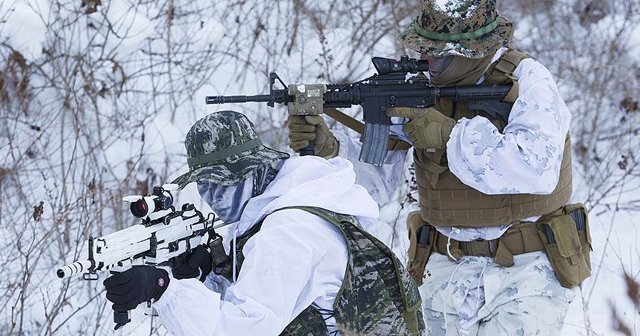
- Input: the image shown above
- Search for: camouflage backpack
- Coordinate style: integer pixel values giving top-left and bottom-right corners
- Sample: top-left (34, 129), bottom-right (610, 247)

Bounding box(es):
top-left (223, 206), bottom-right (425, 336)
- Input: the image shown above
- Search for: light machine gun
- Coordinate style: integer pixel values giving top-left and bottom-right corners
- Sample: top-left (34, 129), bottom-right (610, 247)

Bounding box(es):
top-left (206, 56), bottom-right (514, 166)
top-left (57, 184), bottom-right (225, 330)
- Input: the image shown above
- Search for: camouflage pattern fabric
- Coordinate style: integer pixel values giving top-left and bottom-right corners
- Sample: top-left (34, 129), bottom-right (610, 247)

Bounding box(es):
top-left (420, 253), bottom-right (575, 335)
top-left (397, 0), bottom-right (514, 58)
top-left (228, 207), bottom-right (425, 336)
top-left (321, 208), bottom-right (425, 336)
top-left (280, 307), bottom-right (328, 336)
top-left (172, 111), bottom-right (289, 187)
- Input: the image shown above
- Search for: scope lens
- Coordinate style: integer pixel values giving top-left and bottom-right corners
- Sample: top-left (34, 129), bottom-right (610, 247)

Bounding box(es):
top-left (158, 195), bottom-right (173, 210)
top-left (130, 199), bottom-right (149, 217)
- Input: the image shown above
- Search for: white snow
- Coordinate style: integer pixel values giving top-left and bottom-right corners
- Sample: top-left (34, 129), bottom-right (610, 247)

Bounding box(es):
top-left (1, 1), bottom-right (48, 58)
top-left (434, 0), bottom-right (478, 18)
top-left (0, 1), bottom-right (638, 335)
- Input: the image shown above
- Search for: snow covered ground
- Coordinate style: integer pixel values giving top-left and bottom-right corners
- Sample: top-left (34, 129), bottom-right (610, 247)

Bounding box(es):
top-left (0, 0), bottom-right (638, 335)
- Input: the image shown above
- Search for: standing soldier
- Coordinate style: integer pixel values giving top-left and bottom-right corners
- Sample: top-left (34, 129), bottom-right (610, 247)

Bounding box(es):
top-left (288, 0), bottom-right (592, 334)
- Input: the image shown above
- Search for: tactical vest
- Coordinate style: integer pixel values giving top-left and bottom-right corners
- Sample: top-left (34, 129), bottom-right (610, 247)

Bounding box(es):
top-left (415, 49), bottom-right (573, 227)
top-left (223, 206), bottom-right (424, 336)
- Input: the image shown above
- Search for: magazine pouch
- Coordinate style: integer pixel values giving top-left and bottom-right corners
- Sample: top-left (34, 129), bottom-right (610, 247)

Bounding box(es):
top-left (407, 211), bottom-right (435, 285)
top-left (537, 203), bottom-right (591, 288)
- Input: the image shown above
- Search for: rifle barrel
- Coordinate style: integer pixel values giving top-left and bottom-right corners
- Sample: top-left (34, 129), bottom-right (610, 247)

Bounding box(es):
top-left (438, 84), bottom-right (512, 99)
top-left (206, 95), bottom-right (273, 104)
top-left (57, 260), bottom-right (93, 279)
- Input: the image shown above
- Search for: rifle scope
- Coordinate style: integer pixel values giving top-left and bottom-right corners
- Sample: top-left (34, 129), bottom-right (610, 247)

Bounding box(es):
top-left (371, 56), bottom-right (429, 75)
top-left (129, 187), bottom-right (173, 218)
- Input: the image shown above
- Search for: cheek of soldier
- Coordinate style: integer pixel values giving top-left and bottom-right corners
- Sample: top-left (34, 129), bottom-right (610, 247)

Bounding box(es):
top-left (423, 55), bottom-right (454, 77)
top-left (197, 179), bottom-right (254, 223)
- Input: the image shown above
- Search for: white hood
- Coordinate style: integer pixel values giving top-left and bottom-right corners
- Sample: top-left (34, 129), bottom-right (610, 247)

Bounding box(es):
top-left (233, 156), bottom-right (379, 236)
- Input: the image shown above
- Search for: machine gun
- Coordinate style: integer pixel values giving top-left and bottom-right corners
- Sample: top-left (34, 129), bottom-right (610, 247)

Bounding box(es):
top-left (57, 184), bottom-right (225, 330)
top-left (205, 56), bottom-right (514, 166)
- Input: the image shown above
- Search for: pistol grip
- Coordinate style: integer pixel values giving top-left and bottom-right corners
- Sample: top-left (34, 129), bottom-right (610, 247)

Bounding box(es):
top-left (299, 144), bottom-right (314, 156)
top-left (113, 310), bottom-right (131, 330)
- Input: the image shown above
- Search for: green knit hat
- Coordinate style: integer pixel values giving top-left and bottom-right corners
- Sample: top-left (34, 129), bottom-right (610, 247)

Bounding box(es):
top-left (172, 111), bottom-right (289, 187)
top-left (397, 0), bottom-right (514, 58)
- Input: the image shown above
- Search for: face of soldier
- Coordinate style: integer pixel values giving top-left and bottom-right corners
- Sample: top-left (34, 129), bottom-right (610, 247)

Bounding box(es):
top-left (197, 177), bottom-right (254, 223)
top-left (421, 55), bottom-right (454, 77)
top-left (195, 161), bottom-right (281, 223)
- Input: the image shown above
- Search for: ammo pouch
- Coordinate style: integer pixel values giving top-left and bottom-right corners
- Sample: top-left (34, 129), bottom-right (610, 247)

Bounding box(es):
top-left (537, 203), bottom-right (592, 288)
top-left (407, 211), bottom-right (435, 285)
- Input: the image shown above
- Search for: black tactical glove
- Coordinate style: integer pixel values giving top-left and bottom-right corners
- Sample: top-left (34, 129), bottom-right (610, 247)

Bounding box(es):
top-left (171, 245), bottom-right (213, 282)
top-left (104, 266), bottom-right (170, 311)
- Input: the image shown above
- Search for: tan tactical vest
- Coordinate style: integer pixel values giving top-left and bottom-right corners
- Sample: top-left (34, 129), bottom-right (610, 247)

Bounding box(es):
top-left (415, 49), bottom-right (573, 227)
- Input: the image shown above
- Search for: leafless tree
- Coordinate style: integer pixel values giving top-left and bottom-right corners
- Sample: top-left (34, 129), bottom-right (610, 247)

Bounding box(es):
top-left (0, 0), bottom-right (638, 334)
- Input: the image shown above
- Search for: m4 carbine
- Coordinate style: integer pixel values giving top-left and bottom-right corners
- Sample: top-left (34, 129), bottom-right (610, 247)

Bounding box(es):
top-left (206, 56), bottom-right (513, 166)
top-left (57, 184), bottom-right (225, 330)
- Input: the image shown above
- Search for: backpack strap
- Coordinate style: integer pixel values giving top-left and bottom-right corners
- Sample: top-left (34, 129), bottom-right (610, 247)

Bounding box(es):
top-left (484, 49), bottom-right (531, 103)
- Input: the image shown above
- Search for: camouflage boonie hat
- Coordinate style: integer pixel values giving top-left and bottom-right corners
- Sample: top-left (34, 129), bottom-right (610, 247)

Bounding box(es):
top-left (397, 0), bottom-right (514, 58)
top-left (172, 111), bottom-right (289, 187)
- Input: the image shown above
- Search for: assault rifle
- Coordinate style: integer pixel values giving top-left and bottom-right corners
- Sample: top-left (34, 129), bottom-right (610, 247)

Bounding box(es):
top-left (57, 184), bottom-right (225, 330)
top-left (205, 56), bottom-right (514, 166)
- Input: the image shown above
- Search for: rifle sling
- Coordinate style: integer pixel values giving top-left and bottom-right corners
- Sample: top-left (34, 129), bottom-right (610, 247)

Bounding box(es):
top-left (323, 107), bottom-right (365, 134)
top-left (323, 107), bottom-right (411, 151)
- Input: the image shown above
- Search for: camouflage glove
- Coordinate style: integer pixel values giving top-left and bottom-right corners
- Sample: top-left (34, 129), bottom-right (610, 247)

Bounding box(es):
top-left (287, 115), bottom-right (339, 158)
top-left (387, 107), bottom-right (455, 149)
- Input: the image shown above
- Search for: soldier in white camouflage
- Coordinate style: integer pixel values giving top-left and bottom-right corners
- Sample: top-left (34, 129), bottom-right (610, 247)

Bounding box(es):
top-left (288, 0), bottom-right (592, 335)
top-left (104, 110), bottom-right (424, 335)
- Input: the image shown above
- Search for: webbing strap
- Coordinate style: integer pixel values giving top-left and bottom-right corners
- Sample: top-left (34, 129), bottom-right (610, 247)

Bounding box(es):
top-left (187, 139), bottom-right (261, 168)
top-left (503, 79), bottom-right (519, 103)
top-left (323, 107), bottom-right (412, 151)
top-left (414, 17), bottom-right (501, 41)
top-left (433, 222), bottom-right (545, 266)
top-left (485, 49), bottom-right (530, 103)
top-left (323, 108), bottom-right (364, 134)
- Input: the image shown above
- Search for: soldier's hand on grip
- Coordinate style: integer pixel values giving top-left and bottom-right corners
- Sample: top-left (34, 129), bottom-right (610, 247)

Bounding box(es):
top-left (104, 266), bottom-right (170, 311)
top-left (287, 115), bottom-right (339, 158)
top-left (171, 245), bottom-right (213, 282)
top-left (387, 107), bottom-right (455, 149)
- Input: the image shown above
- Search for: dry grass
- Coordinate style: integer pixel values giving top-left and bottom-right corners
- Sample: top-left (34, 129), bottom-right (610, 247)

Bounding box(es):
top-left (0, 0), bottom-right (638, 334)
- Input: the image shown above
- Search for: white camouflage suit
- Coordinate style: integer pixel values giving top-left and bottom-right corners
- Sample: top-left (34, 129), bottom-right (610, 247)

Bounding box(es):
top-left (334, 47), bottom-right (577, 335)
top-left (153, 156), bottom-right (380, 335)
